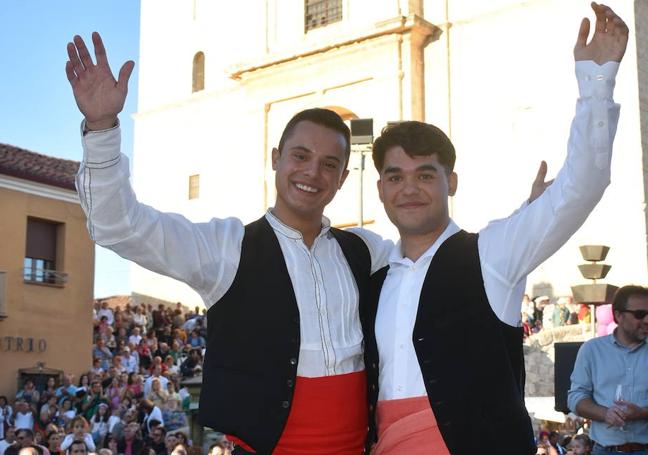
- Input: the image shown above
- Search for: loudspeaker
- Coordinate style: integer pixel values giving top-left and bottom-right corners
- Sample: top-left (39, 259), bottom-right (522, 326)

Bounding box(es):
top-left (554, 341), bottom-right (583, 413)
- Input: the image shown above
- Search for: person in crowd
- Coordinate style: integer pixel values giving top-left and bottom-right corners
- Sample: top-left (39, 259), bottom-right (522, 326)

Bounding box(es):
top-left (363, 4), bottom-right (627, 453)
top-left (207, 441), bottom-right (232, 455)
top-left (147, 427), bottom-right (166, 455)
top-left (179, 350), bottom-right (201, 379)
top-left (0, 427), bottom-right (16, 455)
top-left (92, 340), bottom-right (113, 372)
top-left (568, 285), bottom-right (648, 454)
top-left (0, 396), bottom-right (13, 441)
top-left (81, 381), bottom-right (108, 420)
top-left (137, 340), bottom-right (152, 372)
top-left (103, 433), bottom-right (119, 455)
top-left (549, 431), bottom-right (567, 455)
top-left (6, 429), bottom-right (48, 455)
top-left (56, 399), bottom-right (75, 428)
top-left (143, 367), bottom-right (168, 398)
top-left (15, 382), bottom-right (39, 414)
top-left (164, 433), bottom-right (178, 455)
top-left (117, 422), bottom-right (145, 455)
top-left (146, 380), bottom-right (168, 409)
top-left (97, 301), bottom-right (115, 326)
top-left (45, 430), bottom-right (62, 455)
top-left (578, 304), bottom-right (591, 325)
top-left (55, 377), bottom-right (76, 408)
top-left (567, 434), bottom-right (593, 455)
top-left (68, 440), bottom-right (88, 455)
top-left (60, 416), bottom-right (95, 453)
top-left (139, 401), bottom-right (163, 436)
top-left (90, 403), bottom-right (111, 445)
top-left (13, 401), bottom-right (34, 431)
top-left (105, 377), bottom-right (121, 412)
top-left (128, 327), bottom-right (143, 348)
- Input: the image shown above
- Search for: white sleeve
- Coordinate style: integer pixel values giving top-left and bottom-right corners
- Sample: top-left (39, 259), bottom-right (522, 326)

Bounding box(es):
top-left (478, 61), bottom-right (620, 325)
top-left (60, 434), bottom-right (73, 451)
top-left (84, 433), bottom-right (96, 452)
top-left (76, 123), bottom-right (244, 307)
top-left (346, 227), bottom-right (394, 273)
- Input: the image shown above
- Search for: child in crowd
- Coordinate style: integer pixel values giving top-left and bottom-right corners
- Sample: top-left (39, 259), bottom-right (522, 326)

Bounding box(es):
top-left (61, 415), bottom-right (96, 452)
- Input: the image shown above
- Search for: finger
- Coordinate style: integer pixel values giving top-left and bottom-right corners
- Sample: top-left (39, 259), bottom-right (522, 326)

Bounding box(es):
top-left (74, 35), bottom-right (95, 70)
top-left (592, 2), bottom-right (609, 34)
top-left (67, 41), bottom-right (85, 74)
top-left (65, 61), bottom-right (78, 85)
top-left (92, 32), bottom-right (110, 67)
top-left (575, 18), bottom-right (590, 51)
top-left (117, 61), bottom-right (135, 92)
top-left (534, 160), bottom-right (548, 185)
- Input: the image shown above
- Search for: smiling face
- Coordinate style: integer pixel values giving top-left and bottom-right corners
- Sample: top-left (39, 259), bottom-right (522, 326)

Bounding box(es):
top-left (272, 120), bottom-right (349, 229)
top-left (377, 146), bottom-right (456, 239)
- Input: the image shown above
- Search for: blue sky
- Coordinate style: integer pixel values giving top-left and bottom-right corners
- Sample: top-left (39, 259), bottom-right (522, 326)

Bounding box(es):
top-left (0, 0), bottom-right (140, 297)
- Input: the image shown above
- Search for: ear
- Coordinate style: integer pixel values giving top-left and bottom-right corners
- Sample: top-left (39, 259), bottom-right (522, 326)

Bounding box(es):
top-left (377, 178), bottom-right (384, 203)
top-left (271, 147), bottom-right (280, 170)
top-left (448, 171), bottom-right (458, 197)
top-left (338, 169), bottom-right (350, 189)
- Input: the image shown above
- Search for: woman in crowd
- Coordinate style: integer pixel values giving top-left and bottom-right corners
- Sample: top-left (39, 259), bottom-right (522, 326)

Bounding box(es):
top-left (568, 435), bottom-right (592, 455)
top-left (0, 395), bottom-right (14, 440)
top-left (90, 403), bottom-right (111, 444)
top-left (146, 379), bottom-right (168, 409)
top-left (16, 380), bottom-right (40, 411)
top-left (61, 415), bottom-right (96, 452)
top-left (56, 398), bottom-right (76, 427)
top-left (46, 430), bottom-right (63, 455)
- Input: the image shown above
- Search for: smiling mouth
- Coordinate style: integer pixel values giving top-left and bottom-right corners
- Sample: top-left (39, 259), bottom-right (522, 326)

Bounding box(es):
top-left (295, 183), bottom-right (319, 193)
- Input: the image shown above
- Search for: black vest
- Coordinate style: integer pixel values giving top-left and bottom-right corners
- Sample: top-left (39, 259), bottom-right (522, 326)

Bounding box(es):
top-left (198, 216), bottom-right (371, 455)
top-left (365, 231), bottom-right (536, 455)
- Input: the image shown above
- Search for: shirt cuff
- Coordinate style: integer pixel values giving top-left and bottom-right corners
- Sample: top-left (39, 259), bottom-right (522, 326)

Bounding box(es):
top-left (80, 119), bottom-right (122, 168)
top-left (575, 60), bottom-right (619, 100)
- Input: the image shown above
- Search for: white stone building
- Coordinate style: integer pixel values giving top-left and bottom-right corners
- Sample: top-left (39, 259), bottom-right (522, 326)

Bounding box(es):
top-left (130, 0), bottom-right (647, 307)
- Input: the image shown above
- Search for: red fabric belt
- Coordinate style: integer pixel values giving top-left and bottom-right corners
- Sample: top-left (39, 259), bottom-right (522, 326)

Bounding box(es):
top-left (229, 370), bottom-right (368, 454)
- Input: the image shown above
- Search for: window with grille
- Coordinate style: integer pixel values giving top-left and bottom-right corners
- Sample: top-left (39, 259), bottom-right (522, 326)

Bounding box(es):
top-left (305, 0), bottom-right (342, 32)
top-left (189, 174), bottom-right (200, 200)
top-left (24, 218), bottom-right (66, 285)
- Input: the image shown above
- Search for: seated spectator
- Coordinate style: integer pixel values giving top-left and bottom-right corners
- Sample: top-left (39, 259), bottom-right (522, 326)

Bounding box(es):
top-left (140, 401), bottom-right (164, 435)
top-left (122, 348), bottom-right (139, 375)
top-left (103, 433), bottom-right (119, 455)
top-left (186, 332), bottom-right (204, 350)
top-left (56, 399), bottom-right (75, 428)
top-left (60, 416), bottom-right (95, 453)
top-left (180, 350), bottom-right (202, 379)
top-left (147, 427), bottom-right (166, 455)
top-left (90, 404), bottom-right (111, 445)
top-left (144, 367), bottom-right (168, 397)
top-left (146, 380), bottom-right (168, 409)
top-left (6, 429), bottom-right (48, 455)
top-left (68, 440), bottom-right (88, 455)
top-left (92, 340), bottom-right (113, 372)
top-left (129, 327), bottom-right (143, 348)
top-left (45, 431), bottom-right (62, 455)
top-left (55, 376), bottom-right (77, 407)
top-left (164, 433), bottom-right (178, 455)
top-left (137, 340), bottom-right (152, 372)
top-left (117, 423), bottom-right (144, 455)
top-left (164, 357), bottom-right (179, 377)
top-left (80, 381), bottom-right (108, 420)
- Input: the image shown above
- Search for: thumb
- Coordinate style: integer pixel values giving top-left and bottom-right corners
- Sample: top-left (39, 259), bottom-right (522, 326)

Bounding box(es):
top-left (534, 160), bottom-right (548, 185)
top-left (117, 60), bottom-right (136, 92)
top-left (574, 18), bottom-right (590, 53)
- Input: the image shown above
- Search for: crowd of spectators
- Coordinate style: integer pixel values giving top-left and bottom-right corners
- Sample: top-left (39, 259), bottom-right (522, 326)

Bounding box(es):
top-left (520, 294), bottom-right (592, 339)
top-left (0, 300), bottom-right (216, 455)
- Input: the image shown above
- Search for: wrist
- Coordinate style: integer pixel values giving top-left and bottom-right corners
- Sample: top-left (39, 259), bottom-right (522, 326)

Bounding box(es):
top-left (85, 117), bottom-right (118, 131)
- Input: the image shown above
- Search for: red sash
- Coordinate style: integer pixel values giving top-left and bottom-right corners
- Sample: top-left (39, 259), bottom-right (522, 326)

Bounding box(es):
top-left (371, 396), bottom-right (450, 455)
top-left (229, 371), bottom-right (367, 454)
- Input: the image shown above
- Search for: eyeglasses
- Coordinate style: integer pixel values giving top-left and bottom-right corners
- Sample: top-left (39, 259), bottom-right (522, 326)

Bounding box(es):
top-left (620, 309), bottom-right (648, 320)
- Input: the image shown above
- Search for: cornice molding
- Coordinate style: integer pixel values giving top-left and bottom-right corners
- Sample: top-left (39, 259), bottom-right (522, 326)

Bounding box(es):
top-left (0, 174), bottom-right (79, 204)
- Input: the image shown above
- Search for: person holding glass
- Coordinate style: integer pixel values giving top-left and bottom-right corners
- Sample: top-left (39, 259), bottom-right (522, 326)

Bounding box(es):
top-left (568, 285), bottom-right (648, 454)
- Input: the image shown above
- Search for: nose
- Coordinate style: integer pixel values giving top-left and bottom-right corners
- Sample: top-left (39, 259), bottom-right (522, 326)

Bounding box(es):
top-left (402, 176), bottom-right (421, 195)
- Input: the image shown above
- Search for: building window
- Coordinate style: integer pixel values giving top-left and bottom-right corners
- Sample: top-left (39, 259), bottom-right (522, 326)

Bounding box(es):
top-left (192, 52), bottom-right (205, 93)
top-left (24, 218), bottom-right (66, 285)
top-left (305, 0), bottom-right (342, 32)
top-left (189, 174), bottom-right (200, 200)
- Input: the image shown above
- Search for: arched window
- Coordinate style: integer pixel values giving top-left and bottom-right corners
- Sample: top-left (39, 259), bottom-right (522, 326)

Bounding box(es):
top-left (192, 52), bottom-right (205, 93)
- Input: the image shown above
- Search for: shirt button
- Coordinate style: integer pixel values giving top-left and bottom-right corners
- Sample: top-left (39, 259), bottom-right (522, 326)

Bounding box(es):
top-left (282, 401), bottom-right (290, 408)
top-left (596, 74), bottom-right (605, 81)
top-left (598, 121), bottom-right (605, 127)
top-left (287, 379), bottom-right (294, 387)
top-left (289, 358), bottom-right (297, 365)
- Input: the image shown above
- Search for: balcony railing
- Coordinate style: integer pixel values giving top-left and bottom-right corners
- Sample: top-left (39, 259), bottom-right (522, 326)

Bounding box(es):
top-left (23, 268), bottom-right (68, 286)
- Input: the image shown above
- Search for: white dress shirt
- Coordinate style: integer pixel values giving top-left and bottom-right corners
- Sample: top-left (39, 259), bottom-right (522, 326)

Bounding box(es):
top-left (375, 61), bottom-right (621, 401)
top-left (77, 130), bottom-right (391, 378)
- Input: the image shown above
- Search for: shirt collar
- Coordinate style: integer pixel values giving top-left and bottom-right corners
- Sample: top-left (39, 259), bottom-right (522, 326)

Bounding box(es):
top-left (265, 208), bottom-right (331, 241)
top-left (388, 219), bottom-right (461, 267)
top-left (610, 331), bottom-right (646, 352)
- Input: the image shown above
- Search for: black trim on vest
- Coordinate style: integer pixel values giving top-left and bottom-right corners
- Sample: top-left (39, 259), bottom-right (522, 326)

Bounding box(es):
top-left (198, 216), bottom-right (371, 455)
top-left (366, 230), bottom-right (535, 455)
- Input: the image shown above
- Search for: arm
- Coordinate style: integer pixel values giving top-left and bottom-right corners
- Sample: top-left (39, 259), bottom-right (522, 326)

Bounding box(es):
top-left (479, 4), bottom-right (627, 322)
top-left (84, 433), bottom-right (96, 452)
top-left (67, 33), bottom-right (243, 305)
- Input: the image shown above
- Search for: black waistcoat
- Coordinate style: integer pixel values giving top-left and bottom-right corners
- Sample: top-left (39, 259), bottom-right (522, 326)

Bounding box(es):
top-left (365, 230), bottom-right (535, 455)
top-left (198, 216), bottom-right (371, 455)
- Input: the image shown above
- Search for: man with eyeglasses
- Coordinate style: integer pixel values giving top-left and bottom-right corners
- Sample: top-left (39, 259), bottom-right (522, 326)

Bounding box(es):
top-left (568, 285), bottom-right (648, 454)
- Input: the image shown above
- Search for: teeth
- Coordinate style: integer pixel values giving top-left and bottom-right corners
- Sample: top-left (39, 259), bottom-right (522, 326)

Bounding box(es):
top-left (296, 183), bottom-right (318, 193)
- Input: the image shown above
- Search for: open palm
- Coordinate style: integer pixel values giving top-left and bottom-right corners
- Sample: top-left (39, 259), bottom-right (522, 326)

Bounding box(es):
top-left (66, 32), bottom-right (135, 130)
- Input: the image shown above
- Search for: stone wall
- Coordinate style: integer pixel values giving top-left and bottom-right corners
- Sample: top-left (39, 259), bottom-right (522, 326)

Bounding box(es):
top-left (524, 324), bottom-right (593, 397)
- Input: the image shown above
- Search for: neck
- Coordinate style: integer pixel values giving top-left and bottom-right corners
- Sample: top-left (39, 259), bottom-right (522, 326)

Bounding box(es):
top-left (270, 207), bottom-right (322, 247)
top-left (614, 328), bottom-right (642, 349)
top-left (400, 220), bottom-right (450, 262)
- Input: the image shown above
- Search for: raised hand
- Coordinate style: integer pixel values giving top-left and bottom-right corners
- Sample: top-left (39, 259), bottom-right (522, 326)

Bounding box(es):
top-left (528, 161), bottom-right (553, 204)
top-left (65, 32), bottom-right (135, 130)
top-left (574, 2), bottom-right (628, 64)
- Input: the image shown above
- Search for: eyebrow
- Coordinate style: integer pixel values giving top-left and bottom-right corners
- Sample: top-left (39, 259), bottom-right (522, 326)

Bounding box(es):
top-left (288, 146), bottom-right (342, 163)
top-left (383, 164), bottom-right (440, 174)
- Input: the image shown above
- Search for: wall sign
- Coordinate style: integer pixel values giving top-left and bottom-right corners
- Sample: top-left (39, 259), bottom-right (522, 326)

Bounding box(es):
top-left (1, 336), bottom-right (47, 352)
